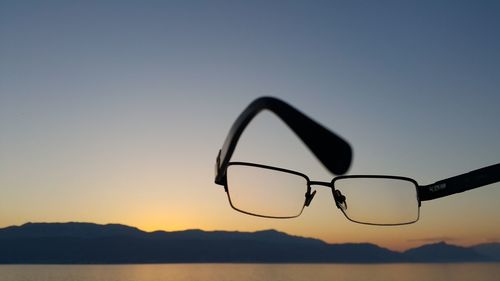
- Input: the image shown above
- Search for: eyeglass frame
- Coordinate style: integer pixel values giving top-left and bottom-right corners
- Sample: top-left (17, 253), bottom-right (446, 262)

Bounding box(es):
top-left (224, 161), bottom-right (422, 226)
top-left (215, 96), bottom-right (500, 224)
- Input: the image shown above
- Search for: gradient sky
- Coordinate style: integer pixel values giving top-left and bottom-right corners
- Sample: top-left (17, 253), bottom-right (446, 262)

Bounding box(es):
top-left (1, 0), bottom-right (499, 251)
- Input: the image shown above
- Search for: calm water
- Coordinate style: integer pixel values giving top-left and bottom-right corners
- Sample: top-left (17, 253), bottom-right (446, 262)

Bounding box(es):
top-left (0, 264), bottom-right (499, 281)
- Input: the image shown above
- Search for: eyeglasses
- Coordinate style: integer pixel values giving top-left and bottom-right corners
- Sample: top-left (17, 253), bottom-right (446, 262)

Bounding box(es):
top-left (215, 97), bottom-right (500, 225)
top-left (225, 162), bottom-right (421, 225)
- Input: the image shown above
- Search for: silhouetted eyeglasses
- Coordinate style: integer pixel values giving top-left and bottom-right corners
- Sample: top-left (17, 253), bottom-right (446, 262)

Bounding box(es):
top-left (214, 97), bottom-right (500, 225)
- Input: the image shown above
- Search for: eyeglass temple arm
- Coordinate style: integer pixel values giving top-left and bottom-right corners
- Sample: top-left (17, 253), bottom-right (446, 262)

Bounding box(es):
top-left (215, 96), bottom-right (352, 185)
top-left (418, 163), bottom-right (500, 201)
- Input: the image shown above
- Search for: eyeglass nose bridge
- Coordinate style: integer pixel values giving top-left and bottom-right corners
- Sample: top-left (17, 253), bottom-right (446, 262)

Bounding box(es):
top-left (309, 181), bottom-right (333, 188)
top-left (306, 181), bottom-right (346, 209)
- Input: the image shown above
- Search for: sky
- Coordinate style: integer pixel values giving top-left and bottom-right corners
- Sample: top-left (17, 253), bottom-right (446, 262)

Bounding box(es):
top-left (0, 0), bottom-right (499, 251)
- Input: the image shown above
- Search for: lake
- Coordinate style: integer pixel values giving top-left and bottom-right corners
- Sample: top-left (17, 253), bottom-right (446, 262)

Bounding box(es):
top-left (0, 264), bottom-right (499, 281)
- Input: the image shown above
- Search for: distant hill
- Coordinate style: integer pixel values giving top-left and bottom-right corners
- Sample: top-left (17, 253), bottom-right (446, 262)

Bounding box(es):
top-left (403, 242), bottom-right (490, 262)
top-left (471, 243), bottom-right (500, 261)
top-left (0, 222), bottom-right (144, 239)
top-left (0, 222), bottom-right (497, 264)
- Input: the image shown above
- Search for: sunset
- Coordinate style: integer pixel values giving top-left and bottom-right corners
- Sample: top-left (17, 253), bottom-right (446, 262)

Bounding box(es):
top-left (0, 0), bottom-right (499, 279)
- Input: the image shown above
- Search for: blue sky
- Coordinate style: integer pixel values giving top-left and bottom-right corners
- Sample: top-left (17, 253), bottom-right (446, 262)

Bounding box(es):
top-left (0, 0), bottom-right (499, 250)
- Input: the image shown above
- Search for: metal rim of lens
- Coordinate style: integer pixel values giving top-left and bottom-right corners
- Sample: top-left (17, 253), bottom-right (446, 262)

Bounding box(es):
top-left (331, 175), bottom-right (421, 226)
top-left (225, 162), bottom-right (310, 219)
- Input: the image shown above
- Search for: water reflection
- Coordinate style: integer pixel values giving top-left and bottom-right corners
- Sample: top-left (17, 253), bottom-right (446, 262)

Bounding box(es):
top-left (0, 264), bottom-right (499, 281)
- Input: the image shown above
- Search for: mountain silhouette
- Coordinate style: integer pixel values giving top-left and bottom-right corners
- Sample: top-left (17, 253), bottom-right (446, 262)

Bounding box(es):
top-left (403, 241), bottom-right (491, 262)
top-left (0, 222), bottom-right (497, 264)
top-left (471, 243), bottom-right (500, 261)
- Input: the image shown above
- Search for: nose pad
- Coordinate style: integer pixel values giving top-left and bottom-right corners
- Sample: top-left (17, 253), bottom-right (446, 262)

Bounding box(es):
top-left (333, 190), bottom-right (347, 210)
top-left (304, 190), bottom-right (317, 207)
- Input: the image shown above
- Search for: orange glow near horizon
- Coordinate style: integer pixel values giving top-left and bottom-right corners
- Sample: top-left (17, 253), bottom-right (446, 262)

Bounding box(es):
top-left (2, 180), bottom-right (499, 252)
